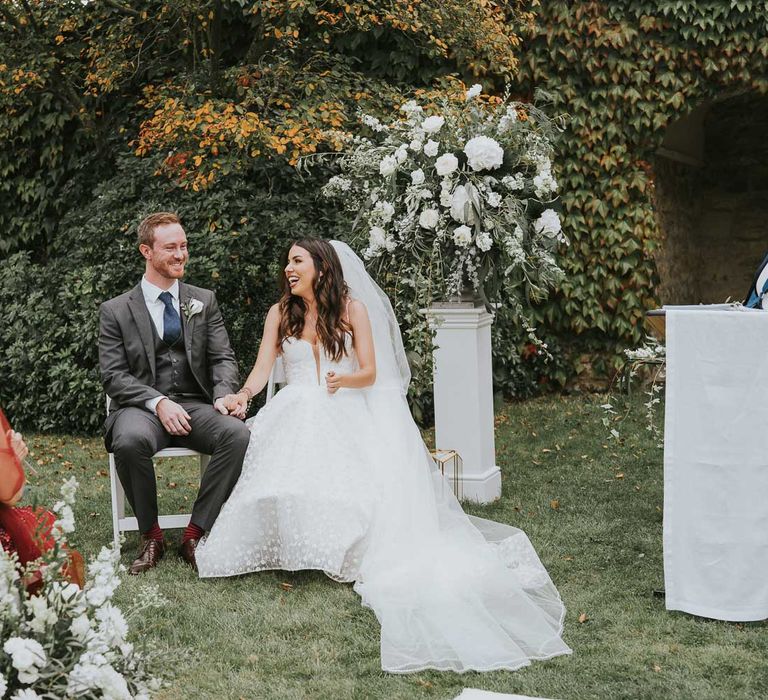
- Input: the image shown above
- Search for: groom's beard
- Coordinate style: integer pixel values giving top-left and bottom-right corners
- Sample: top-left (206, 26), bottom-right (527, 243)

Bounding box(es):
top-left (151, 255), bottom-right (187, 280)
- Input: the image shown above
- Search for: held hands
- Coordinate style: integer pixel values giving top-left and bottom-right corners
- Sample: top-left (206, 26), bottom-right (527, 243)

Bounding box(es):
top-left (157, 398), bottom-right (192, 436)
top-left (8, 429), bottom-right (28, 462)
top-left (326, 371), bottom-right (344, 394)
top-left (217, 393), bottom-right (249, 419)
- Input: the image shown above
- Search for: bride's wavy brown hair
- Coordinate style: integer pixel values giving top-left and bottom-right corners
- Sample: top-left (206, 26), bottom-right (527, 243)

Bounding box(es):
top-left (278, 238), bottom-right (351, 361)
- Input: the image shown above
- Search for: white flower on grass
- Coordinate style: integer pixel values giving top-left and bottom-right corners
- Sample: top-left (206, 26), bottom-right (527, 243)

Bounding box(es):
top-left (486, 191), bottom-right (502, 208)
top-left (502, 174), bottom-right (525, 191)
top-left (453, 225), bottom-right (472, 247)
top-left (11, 689), bottom-right (41, 700)
top-left (450, 184), bottom-right (478, 225)
top-left (372, 200), bottom-right (395, 224)
top-left (409, 139), bottom-right (423, 152)
top-left (421, 115), bottom-right (445, 134)
top-left (534, 209), bottom-right (562, 237)
top-left (423, 140), bottom-right (439, 157)
top-left (96, 604), bottom-right (128, 647)
top-left (465, 83), bottom-right (482, 100)
top-left (435, 153), bottom-right (458, 176)
top-left (476, 231), bottom-right (493, 252)
top-left (419, 209), bottom-right (439, 229)
top-left (25, 595), bottom-right (58, 634)
top-left (71, 613), bottom-right (92, 642)
top-left (464, 135), bottom-right (504, 171)
top-left (3, 638), bottom-right (47, 684)
top-left (61, 476), bottom-right (79, 505)
top-left (368, 226), bottom-right (387, 252)
top-left (379, 155), bottom-right (398, 177)
top-left (410, 169), bottom-right (425, 186)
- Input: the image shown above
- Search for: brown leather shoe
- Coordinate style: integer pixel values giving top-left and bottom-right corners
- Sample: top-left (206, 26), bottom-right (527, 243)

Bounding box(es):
top-left (180, 538), bottom-right (198, 572)
top-left (128, 536), bottom-right (165, 575)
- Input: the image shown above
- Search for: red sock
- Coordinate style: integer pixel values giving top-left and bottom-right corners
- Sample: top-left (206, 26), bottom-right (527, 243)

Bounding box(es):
top-left (144, 522), bottom-right (164, 542)
top-left (183, 523), bottom-right (204, 542)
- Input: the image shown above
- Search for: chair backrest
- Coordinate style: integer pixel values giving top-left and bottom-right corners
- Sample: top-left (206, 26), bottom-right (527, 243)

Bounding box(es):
top-left (265, 356), bottom-right (286, 403)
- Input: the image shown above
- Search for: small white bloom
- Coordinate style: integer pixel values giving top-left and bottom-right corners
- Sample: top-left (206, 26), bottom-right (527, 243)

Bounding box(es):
top-left (534, 209), bottom-right (562, 237)
top-left (486, 191), bottom-right (502, 208)
top-left (399, 100), bottom-right (422, 116)
top-left (11, 689), bottom-right (41, 700)
top-left (0, 675), bottom-right (6, 698)
top-left (421, 115), bottom-right (445, 134)
top-left (465, 83), bottom-right (482, 100)
top-left (476, 230), bottom-right (493, 252)
top-left (60, 476), bottom-right (79, 504)
top-left (498, 105), bottom-right (518, 133)
top-left (394, 147), bottom-right (408, 164)
top-left (423, 140), bottom-right (439, 157)
top-left (96, 604), bottom-right (128, 646)
top-left (379, 155), bottom-right (398, 177)
top-left (410, 169), bottom-right (425, 186)
top-left (435, 153), bottom-right (459, 176)
top-left (71, 613), bottom-right (92, 641)
top-left (25, 595), bottom-right (58, 634)
top-left (502, 174), bottom-right (525, 191)
top-left (453, 225), bottom-right (472, 247)
top-left (533, 170), bottom-right (558, 199)
top-left (362, 114), bottom-right (386, 132)
top-left (419, 209), bottom-right (439, 229)
top-left (372, 200), bottom-right (395, 223)
top-left (3, 638), bottom-right (47, 685)
top-left (464, 135), bottom-right (504, 171)
top-left (450, 184), bottom-right (478, 225)
top-left (409, 139), bottom-right (423, 152)
top-left (368, 226), bottom-right (387, 252)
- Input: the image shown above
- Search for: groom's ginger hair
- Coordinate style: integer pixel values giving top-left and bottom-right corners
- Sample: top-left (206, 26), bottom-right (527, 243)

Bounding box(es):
top-left (137, 212), bottom-right (181, 247)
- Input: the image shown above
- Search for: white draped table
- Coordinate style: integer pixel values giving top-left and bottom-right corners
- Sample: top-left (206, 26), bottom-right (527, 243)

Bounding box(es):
top-left (664, 307), bottom-right (768, 621)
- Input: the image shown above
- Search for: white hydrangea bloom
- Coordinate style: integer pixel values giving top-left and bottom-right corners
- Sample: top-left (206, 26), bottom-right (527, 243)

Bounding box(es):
top-left (465, 83), bottom-right (482, 100)
top-left (368, 226), bottom-right (387, 252)
top-left (476, 231), bottom-right (493, 252)
top-left (409, 139), bottom-right (423, 152)
top-left (419, 209), bottom-right (439, 229)
top-left (534, 209), bottom-right (562, 237)
top-left (421, 115), bottom-right (445, 134)
top-left (379, 155), bottom-right (398, 177)
top-left (533, 170), bottom-right (558, 199)
top-left (435, 153), bottom-right (458, 176)
top-left (3, 638), bottom-right (47, 685)
top-left (453, 225), bottom-right (472, 247)
top-left (410, 169), bottom-right (425, 186)
top-left (464, 135), bottom-right (504, 171)
top-left (423, 140), bottom-right (439, 157)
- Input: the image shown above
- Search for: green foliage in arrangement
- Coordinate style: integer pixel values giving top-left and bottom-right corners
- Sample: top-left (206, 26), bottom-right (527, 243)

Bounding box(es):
top-left (514, 1), bottom-right (768, 377)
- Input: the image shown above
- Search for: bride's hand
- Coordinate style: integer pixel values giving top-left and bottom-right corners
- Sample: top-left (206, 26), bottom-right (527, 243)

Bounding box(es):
top-left (326, 371), bottom-right (343, 394)
top-left (216, 394), bottom-right (248, 419)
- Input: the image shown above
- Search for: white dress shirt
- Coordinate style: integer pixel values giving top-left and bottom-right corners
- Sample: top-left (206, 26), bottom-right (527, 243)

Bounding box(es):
top-left (141, 277), bottom-right (181, 414)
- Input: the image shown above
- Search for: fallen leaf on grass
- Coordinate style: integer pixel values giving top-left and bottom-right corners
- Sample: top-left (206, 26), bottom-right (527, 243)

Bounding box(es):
top-left (168, 482), bottom-right (177, 488)
top-left (542, 448), bottom-right (552, 453)
top-left (415, 679), bottom-right (433, 688)
top-left (280, 582), bottom-right (294, 591)
top-left (550, 499), bottom-right (560, 510)
top-left (97, 469), bottom-right (108, 477)
top-left (578, 613), bottom-right (589, 623)
top-left (653, 664), bottom-right (661, 672)
top-left (562, 555), bottom-right (574, 561)
top-left (615, 473), bottom-right (624, 479)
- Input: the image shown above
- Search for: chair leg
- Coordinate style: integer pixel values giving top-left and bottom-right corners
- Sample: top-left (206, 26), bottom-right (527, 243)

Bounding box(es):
top-left (108, 453), bottom-right (122, 551)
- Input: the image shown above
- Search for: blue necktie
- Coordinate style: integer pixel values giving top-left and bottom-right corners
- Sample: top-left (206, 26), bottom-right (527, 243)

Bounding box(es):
top-left (159, 291), bottom-right (182, 345)
top-left (746, 278), bottom-right (768, 309)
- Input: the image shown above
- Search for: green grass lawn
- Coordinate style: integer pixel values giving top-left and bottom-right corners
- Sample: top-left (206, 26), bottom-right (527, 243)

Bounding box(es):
top-left (22, 395), bottom-right (768, 700)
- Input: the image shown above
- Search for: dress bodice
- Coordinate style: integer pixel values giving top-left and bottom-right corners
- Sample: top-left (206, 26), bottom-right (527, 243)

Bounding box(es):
top-left (281, 335), bottom-right (358, 387)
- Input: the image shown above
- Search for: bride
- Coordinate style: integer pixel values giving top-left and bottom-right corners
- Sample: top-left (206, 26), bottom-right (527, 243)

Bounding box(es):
top-left (195, 238), bottom-right (571, 673)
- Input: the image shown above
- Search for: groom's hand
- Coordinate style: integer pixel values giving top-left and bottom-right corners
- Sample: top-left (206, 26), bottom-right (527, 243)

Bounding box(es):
top-left (157, 399), bottom-right (192, 436)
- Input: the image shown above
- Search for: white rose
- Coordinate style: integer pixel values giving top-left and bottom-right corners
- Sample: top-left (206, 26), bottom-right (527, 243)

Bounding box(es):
top-left (534, 209), bottom-right (562, 237)
top-left (379, 155), bottom-right (398, 177)
top-left (394, 147), bottom-right (408, 164)
top-left (452, 225), bottom-right (473, 247)
top-left (476, 231), bottom-right (493, 252)
top-left (368, 226), bottom-right (387, 250)
top-left (373, 200), bottom-right (395, 223)
top-left (419, 209), bottom-right (439, 229)
top-left (435, 153), bottom-right (458, 176)
top-left (533, 170), bottom-right (558, 199)
top-left (421, 115), bottom-right (445, 134)
top-left (410, 169), bottom-right (425, 186)
top-left (3, 638), bottom-right (46, 685)
top-left (409, 139), bottom-right (423, 152)
top-left (463, 135), bottom-right (504, 171)
top-left (12, 689), bottom-right (41, 700)
top-left (423, 140), bottom-right (439, 157)
top-left (465, 83), bottom-right (482, 100)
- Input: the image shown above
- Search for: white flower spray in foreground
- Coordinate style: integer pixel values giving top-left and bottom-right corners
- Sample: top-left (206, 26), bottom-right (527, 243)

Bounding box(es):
top-left (0, 478), bottom-right (166, 698)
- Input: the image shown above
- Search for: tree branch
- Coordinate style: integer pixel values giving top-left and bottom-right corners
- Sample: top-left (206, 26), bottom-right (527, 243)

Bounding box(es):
top-left (103, 0), bottom-right (141, 19)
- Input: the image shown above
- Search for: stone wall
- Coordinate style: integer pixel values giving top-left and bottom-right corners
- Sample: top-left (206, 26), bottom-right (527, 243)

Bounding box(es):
top-left (653, 93), bottom-right (768, 305)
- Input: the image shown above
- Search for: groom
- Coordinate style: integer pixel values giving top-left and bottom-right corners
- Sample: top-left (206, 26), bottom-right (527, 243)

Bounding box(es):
top-left (99, 212), bottom-right (250, 575)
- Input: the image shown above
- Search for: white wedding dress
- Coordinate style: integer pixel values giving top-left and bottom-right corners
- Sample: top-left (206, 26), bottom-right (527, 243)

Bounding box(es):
top-left (196, 242), bottom-right (571, 673)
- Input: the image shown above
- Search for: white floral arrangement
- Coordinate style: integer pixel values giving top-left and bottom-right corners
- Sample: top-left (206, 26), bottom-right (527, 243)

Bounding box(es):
top-left (318, 85), bottom-right (567, 306)
top-left (0, 478), bottom-right (164, 699)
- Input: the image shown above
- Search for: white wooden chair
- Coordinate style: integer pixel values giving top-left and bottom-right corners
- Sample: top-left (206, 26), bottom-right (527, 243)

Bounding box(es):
top-left (106, 357), bottom-right (286, 549)
top-left (106, 396), bottom-right (210, 549)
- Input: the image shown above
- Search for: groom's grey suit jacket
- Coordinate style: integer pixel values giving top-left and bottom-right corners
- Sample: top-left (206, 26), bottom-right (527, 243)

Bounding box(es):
top-left (99, 281), bottom-right (240, 442)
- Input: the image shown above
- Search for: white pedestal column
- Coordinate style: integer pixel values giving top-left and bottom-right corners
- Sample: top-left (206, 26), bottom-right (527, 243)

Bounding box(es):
top-left (430, 304), bottom-right (501, 503)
